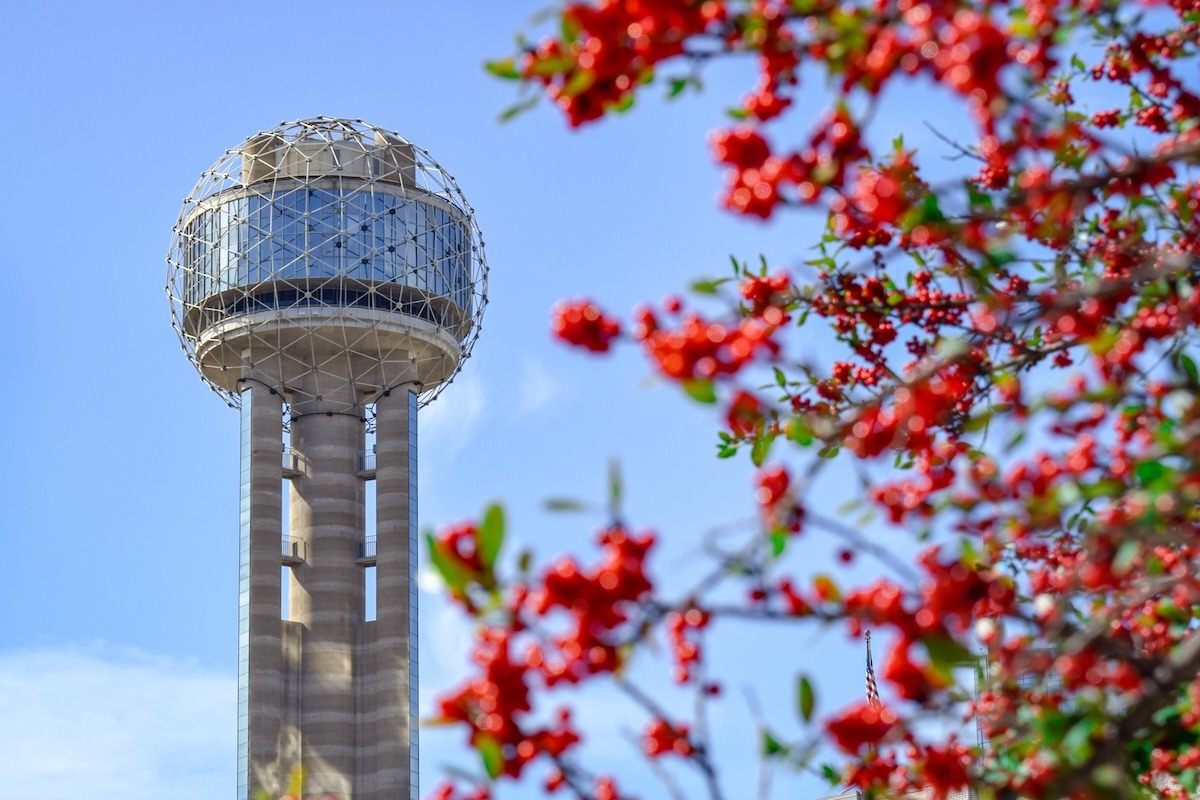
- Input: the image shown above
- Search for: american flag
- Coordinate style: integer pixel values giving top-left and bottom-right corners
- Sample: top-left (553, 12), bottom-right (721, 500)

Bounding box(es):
top-left (865, 630), bottom-right (881, 708)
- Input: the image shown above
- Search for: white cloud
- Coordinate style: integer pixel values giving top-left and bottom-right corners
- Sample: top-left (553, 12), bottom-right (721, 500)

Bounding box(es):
top-left (0, 644), bottom-right (233, 800)
top-left (421, 597), bottom-right (476, 685)
top-left (419, 371), bottom-right (486, 461)
top-left (515, 354), bottom-right (570, 414)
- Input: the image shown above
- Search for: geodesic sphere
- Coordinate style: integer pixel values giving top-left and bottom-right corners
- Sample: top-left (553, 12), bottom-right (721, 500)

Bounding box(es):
top-left (166, 117), bottom-right (488, 413)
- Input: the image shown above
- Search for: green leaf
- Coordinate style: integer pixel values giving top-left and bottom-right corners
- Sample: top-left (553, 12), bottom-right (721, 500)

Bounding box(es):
top-left (682, 379), bottom-right (717, 403)
top-left (1071, 53), bottom-right (1087, 72)
top-left (854, 507), bottom-right (877, 526)
top-left (1063, 718), bottom-right (1095, 765)
top-left (1181, 353), bottom-right (1199, 385)
top-left (478, 504), bottom-right (505, 570)
top-left (774, 367), bottom-right (788, 388)
top-left (498, 95), bottom-right (539, 122)
top-left (717, 443), bottom-right (738, 458)
top-left (562, 69), bottom-right (596, 99)
top-left (477, 732), bottom-right (504, 779)
top-left (770, 530), bottom-right (788, 557)
top-left (762, 729), bottom-right (788, 757)
top-left (814, 573), bottom-right (841, 603)
top-left (1113, 539), bottom-right (1141, 575)
top-left (986, 248), bottom-right (1016, 266)
top-left (822, 764), bottom-right (842, 785)
top-left (919, 193), bottom-right (946, 223)
top-left (787, 418), bottom-right (815, 446)
top-left (921, 635), bottom-right (973, 677)
top-left (836, 497), bottom-right (862, 515)
top-left (960, 538), bottom-right (984, 570)
top-left (667, 77), bottom-right (689, 98)
top-left (608, 93), bottom-right (636, 114)
top-left (560, 12), bottom-right (581, 42)
top-left (609, 459), bottom-right (623, 512)
top-left (426, 532), bottom-right (474, 594)
top-left (967, 186), bottom-right (994, 210)
top-left (963, 410), bottom-right (993, 432)
top-left (421, 715), bottom-right (459, 727)
top-left (690, 277), bottom-right (729, 294)
top-left (1136, 460), bottom-right (1166, 485)
top-left (798, 674), bottom-right (816, 721)
top-left (526, 55), bottom-right (574, 77)
top-left (484, 58), bottom-right (521, 80)
top-left (975, 785), bottom-right (999, 800)
top-left (751, 433), bottom-right (775, 467)
top-left (544, 497), bottom-right (588, 512)
top-left (1153, 703), bottom-right (1182, 726)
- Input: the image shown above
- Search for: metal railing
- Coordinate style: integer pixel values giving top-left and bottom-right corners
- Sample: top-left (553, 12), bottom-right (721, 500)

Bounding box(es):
top-left (282, 535), bottom-right (304, 565)
top-left (358, 537), bottom-right (377, 562)
top-left (357, 450), bottom-right (377, 476)
top-left (282, 447), bottom-right (301, 478)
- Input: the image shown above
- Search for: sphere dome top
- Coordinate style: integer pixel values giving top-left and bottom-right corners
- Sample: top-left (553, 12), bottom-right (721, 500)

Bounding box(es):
top-left (166, 117), bottom-right (488, 420)
top-left (185, 118), bottom-right (444, 205)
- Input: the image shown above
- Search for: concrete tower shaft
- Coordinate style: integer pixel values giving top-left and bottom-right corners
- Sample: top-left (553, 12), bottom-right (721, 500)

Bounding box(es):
top-left (238, 373), bottom-right (420, 800)
top-left (168, 119), bottom-right (487, 800)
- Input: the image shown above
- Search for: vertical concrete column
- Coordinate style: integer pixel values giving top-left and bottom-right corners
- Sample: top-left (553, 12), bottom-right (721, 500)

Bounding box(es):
top-left (289, 401), bottom-right (365, 800)
top-left (368, 387), bottom-right (416, 800)
top-left (240, 380), bottom-right (284, 800)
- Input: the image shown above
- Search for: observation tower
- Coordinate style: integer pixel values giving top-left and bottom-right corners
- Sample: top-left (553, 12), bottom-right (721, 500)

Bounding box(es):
top-left (167, 117), bottom-right (488, 800)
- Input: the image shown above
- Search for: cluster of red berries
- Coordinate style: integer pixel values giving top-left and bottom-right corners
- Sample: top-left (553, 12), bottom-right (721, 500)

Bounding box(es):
top-left (432, 525), bottom-right (660, 789)
top-left (726, 389), bottom-right (763, 437)
top-left (754, 464), bottom-right (804, 533)
top-left (807, 269), bottom-right (973, 402)
top-left (521, 1), bottom-right (727, 127)
top-left (739, 270), bottom-right (792, 317)
top-left (825, 703), bottom-right (898, 754)
top-left (527, 527), bottom-right (655, 685)
top-left (710, 109), bottom-right (867, 218)
top-left (665, 606), bottom-right (708, 683)
top-left (552, 299), bottom-right (621, 352)
top-left (633, 305), bottom-right (781, 380)
top-left (642, 718), bottom-right (695, 757)
top-left (843, 367), bottom-right (975, 460)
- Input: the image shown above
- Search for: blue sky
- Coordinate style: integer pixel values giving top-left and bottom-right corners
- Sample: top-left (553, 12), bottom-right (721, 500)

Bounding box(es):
top-left (0, 3), bottom-right (987, 798)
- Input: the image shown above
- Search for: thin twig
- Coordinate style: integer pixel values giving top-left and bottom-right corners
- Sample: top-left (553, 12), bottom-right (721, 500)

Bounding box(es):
top-left (614, 676), bottom-right (727, 800)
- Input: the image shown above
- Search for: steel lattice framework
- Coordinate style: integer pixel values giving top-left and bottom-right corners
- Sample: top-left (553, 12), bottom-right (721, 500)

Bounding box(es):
top-left (167, 117), bottom-right (488, 421)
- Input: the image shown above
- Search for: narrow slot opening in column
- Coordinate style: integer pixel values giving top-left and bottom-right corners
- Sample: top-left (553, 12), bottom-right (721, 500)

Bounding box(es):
top-left (281, 428), bottom-right (292, 621)
top-left (281, 565), bottom-right (291, 621)
top-left (365, 565), bottom-right (377, 622)
top-left (365, 470), bottom-right (377, 621)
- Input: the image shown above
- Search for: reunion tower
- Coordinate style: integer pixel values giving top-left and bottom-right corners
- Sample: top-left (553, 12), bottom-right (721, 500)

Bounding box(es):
top-left (167, 118), bottom-right (488, 800)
